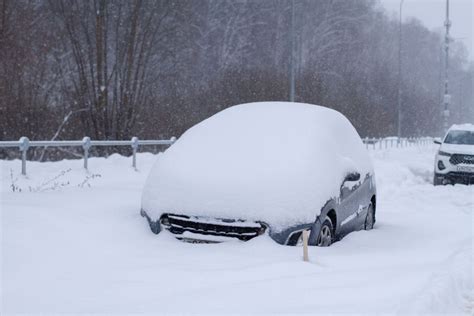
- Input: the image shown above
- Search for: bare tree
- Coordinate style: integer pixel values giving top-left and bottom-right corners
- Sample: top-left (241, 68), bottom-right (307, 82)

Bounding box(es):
top-left (1, 0), bottom-right (473, 160)
top-left (49, 0), bottom-right (179, 140)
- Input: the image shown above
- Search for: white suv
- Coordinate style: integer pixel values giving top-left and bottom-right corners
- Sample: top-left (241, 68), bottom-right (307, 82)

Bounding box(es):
top-left (434, 124), bottom-right (474, 185)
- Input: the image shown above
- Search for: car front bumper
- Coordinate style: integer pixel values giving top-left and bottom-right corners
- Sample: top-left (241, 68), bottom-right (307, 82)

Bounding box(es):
top-left (434, 153), bottom-right (474, 185)
top-left (140, 210), bottom-right (268, 242)
top-left (140, 209), bottom-right (316, 245)
top-left (434, 172), bottom-right (474, 185)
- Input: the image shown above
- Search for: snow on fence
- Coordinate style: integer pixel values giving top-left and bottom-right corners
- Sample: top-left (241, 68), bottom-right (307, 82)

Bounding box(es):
top-left (0, 136), bottom-right (176, 175)
top-left (0, 136), bottom-right (432, 176)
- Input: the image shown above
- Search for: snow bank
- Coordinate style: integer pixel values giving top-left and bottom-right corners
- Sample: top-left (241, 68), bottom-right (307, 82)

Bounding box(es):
top-left (141, 102), bottom-right (373, 231)
top-left (1, 146), bottom-right (472, 314)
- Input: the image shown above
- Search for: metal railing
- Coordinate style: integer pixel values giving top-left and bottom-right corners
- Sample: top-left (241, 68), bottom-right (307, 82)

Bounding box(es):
top-left (1, 136), bottom-right (433, 176)
top-left (362, 137), bottom-right (433, 149)
top-left (0, 136), bottom-right (176, 175)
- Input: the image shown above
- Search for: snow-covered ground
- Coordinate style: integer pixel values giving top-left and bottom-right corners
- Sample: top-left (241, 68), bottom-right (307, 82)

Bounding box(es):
top-left (1, 146), bottom-right (472, 315)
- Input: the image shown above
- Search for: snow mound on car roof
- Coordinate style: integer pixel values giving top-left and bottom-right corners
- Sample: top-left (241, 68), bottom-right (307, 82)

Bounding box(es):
top-left (142, 102), bottom-right (373, 231)
top-left (449, 124), bottom-right (474, 132)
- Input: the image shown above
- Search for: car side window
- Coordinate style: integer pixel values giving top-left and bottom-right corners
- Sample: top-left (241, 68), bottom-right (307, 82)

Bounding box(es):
top-left (340, 180), bottom-right (360, 200)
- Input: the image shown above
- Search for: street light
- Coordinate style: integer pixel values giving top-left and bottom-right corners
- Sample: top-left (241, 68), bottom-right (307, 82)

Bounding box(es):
top-left (397, 0), bottom-right (404, 140)
top-left (442, 0), bottom-right (451, 134)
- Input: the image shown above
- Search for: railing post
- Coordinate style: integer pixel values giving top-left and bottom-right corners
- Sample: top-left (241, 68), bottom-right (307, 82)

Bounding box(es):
top-left (19, 137), bottom-right (30, 175)
top-left (365, 137), bottom-right (369, 149)
top-left (131, 137), bottom-right (139, 170)
top-left (82, 137), bottom-right (91, 171)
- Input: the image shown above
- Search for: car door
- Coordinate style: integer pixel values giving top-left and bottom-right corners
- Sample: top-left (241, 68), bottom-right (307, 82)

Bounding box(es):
top-left (338, 175), bottom-right (363, 235)
top-left (351, 175), bottom-right (373, 230)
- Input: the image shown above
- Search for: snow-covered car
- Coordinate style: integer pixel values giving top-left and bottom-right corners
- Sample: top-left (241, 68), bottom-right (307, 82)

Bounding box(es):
top-left (141, 102), bottom-right (376, 246)
top-left (433, 124), bottom-right (474, 185)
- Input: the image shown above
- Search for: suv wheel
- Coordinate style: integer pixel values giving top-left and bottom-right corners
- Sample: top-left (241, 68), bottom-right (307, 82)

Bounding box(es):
top-left (433, 174), bottom-right (443, 186)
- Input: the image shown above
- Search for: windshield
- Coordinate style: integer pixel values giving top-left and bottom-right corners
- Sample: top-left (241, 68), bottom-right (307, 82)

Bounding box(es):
top-left (444, 130), bottom-right (474, 145)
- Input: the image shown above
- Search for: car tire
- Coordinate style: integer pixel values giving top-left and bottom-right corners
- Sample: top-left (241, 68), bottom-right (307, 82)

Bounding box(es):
top-left (364, 203), bottom-right (375, 230)
top-left (433, 174), bottom-right (443, 186)
top-left (316, 218), bottom-right (333, 247)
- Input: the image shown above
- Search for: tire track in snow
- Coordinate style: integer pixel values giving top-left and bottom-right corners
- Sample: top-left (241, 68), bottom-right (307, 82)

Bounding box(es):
top-left (397, 240), bottom-right (473, 315)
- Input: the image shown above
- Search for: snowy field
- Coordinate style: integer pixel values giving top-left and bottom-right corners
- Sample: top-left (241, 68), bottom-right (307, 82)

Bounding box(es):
top-left (1, 145), bottom-right (473, 315)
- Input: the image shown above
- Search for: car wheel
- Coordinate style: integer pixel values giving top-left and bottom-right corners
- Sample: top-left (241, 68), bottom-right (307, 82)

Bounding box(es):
top-left (433, 174), bottom-right (443, 186)
top-left (316, 218), bottom-right (333, 247)
top-left (364, 203), bottom-right (375, 230)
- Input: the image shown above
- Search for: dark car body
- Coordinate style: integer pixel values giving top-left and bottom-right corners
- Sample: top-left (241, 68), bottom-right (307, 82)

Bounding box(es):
top-left (141, 102), bottom-right (377, 246)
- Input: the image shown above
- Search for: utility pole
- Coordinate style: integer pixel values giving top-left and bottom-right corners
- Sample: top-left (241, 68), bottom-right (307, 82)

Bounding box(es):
top-left (397, 0), bottom-right (404, 140)
top-left (289, 0), bottom-right (295, 102)
top-left (443, 0), bottom-right (451, 134)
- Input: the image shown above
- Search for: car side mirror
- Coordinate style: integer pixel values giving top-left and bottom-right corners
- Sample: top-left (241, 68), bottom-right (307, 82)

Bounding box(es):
top-left (433, 140), bottom-right (441, 145)
top-left (344, 172), bottom-right (360, 182)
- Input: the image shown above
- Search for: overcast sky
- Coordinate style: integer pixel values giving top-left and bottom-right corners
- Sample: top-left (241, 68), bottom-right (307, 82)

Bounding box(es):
top-left (380, 0), bottom-right (473, 61)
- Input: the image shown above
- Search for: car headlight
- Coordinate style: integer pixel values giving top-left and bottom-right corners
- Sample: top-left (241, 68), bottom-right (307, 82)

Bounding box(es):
top-left (437, 150), bottom-right (451, 157)
top-left (438, 160), bottom-right (446, 170)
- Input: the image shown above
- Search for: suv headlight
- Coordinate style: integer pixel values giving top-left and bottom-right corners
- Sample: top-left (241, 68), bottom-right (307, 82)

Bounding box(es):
top-left (438, 160), bottom-right (446, 170)
top-left (437, 150), bottom-right (451, 157)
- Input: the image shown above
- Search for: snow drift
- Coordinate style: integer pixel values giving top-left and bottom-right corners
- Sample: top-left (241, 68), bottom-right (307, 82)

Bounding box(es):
top-left (2, 145), bottom-right (472, 314)
top-left (141, 102), bottom-right (373, 231)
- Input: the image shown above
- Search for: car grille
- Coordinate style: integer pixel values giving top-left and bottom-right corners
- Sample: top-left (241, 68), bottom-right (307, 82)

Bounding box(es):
top-left (445, 172), bottom-right (474, 185)
top-left (160, 214), bottom-right (266, 242)
top-left (449, 154), bottom-right (474, 165)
